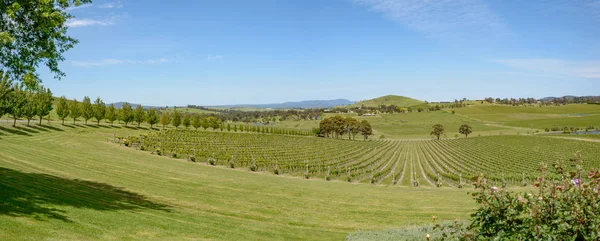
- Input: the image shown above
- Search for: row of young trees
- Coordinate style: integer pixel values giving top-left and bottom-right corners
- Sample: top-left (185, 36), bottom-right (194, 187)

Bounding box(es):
top-left (0, 72), bottom-right (54, 127)
top-left (317, 116), bottom-right (373, 140)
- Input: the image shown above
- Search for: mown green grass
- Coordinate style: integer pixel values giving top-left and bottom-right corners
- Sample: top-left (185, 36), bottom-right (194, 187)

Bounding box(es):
top-left (0, 122), bottom-right (473, 240)
top-left (455, 104), bottom-right (600, 129)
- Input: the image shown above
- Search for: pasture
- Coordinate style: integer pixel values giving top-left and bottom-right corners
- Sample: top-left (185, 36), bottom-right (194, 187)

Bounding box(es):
top-left (0, 122), bottom-right (473, 240)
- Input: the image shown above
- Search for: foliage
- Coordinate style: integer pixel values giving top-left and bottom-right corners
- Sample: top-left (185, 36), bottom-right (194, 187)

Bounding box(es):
top-left (34, 86), bottom-right (53, 125)
top-left (119, 102), bottom-right (134, 127)
top-left (133, 105), bottom-right (145, 128)
top-left (0, 0), bottom-right (92, 88)
top-left (146, 108), bottom-right (159, 128)
top-left (431, 124), bottom-right (444, 140)
top-left (160, 111), bottom-right (170, 129)
top-left (458, 124), bottom-right (472, 138)
top-left (182, 112), bottom-right (191, 129)
top-left (80, 96), bottom-right (93, 124)
top-left (172, 109), bottom-right (182, 128)
top-left (435, 153), bottom-right (600, 240)
top-left (92, 97), bottom-right (106, 125)
top-left (106, 104), bottom-right (117, 126)
top-left (69, 98), bottom-right (81, 124)
top-left (56, 96), bottom-right (69, 124)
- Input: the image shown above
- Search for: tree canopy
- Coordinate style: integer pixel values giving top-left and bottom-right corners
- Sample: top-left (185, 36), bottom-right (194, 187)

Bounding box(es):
top-left (459, 124), bottom-right (472, 137)
top-left (1, 0), bottom-right (92, 88)
top-left (431, 124), bottom-right (444, 140)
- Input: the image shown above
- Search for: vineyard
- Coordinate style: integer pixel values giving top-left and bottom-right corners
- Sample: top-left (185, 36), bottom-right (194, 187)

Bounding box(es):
top-left (119, 130), bottom-right (600, 187)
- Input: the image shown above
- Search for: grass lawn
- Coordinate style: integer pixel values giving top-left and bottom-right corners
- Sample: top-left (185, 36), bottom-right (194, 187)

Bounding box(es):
top-left (0, 122), bottom-right (474, 240)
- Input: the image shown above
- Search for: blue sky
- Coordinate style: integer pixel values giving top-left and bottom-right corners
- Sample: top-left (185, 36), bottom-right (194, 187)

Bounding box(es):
top-left (40, 0), bottom-right (600, 106)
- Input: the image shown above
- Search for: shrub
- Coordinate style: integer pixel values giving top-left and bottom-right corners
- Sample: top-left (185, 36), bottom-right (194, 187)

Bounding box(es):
top-left (273, 168), bottom-right (279, 175)
top-left (249, 163), bottom-right (258, 172)
top-left (171, 153), bottom-right (177, 158)
top-left (208, 158), bottom-right (216, 166)
top-left (304, 173), bottom-right (309, 179)
top-left (123, 139), bottom-right (130, 147)
top-left (189, 155), bottom-right (196, 162)
top-left (155, 148), bottom-right (162, 156)
top-left (325, 176), bottom-right (331, 181)
top-left (435, 153), bottom-right (600, 240)
top-left (545, 128), bottom-right (550, 132)
top-left (379, 135), bottom-right (385, 139)
top-left (229, 162), bottom-right (235, 168)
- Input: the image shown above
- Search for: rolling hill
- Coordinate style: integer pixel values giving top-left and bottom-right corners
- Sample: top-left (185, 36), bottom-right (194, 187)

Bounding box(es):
top-left (208, 99), bottom-right (354, 109)
top-left (348, 95), bottom-right (425, 108)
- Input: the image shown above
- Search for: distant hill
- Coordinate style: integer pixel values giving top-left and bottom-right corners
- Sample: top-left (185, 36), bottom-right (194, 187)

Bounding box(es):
top-left (209, 99), bottom-right (354, 109)
top-left (349, 95), bottom-right (424, 108)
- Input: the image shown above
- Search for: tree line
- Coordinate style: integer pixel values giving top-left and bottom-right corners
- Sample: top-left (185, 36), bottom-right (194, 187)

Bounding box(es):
top-left (0, 73), bottom-right (54, 127)
top-left (316, 116), bottom-right (373, 140)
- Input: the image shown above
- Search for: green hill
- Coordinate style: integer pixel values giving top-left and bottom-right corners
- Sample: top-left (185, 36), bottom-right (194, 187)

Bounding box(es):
top-left (349, 95), bottom-right (424, 108)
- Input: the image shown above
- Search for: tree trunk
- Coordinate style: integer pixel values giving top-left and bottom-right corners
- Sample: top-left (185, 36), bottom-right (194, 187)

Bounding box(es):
top-left (62, 118), bottom-right (65, 125)
top-left (13, 117), bottom-right (17, 127)
top-left (27, 118), bottom-right (30, 126)
top-left (73, 118), bottom-right (76, 124)
top-left (39, 116), bottom-right (43, 125)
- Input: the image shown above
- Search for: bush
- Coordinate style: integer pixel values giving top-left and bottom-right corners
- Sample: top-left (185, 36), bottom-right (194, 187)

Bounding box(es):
top-left (435, 153), bottom-right (600, 240)
top-left (304, 173), bottom-right (309, 179)
top-left (325, 176), bottom-right (331, 181)
top-left (273, 168), bottom-right (279, 175)
top-left (208, 158), bottom-right (216, 166)
top-left (123, 139), bottom-right (130, 147)
top-left (545, 128), bottom-right (550, 132)
top-left (188, 155), bottom-right (196, 162)
top-left (249, 163), bottom-right (258, 172)
top-left (229, 162), bottom-right (235, 169)
top-left (379, 135), bottom-right (385, 139)
top-left (155, 148), bottom-right (162, 156)
top-left (171, 153), bottom-right (177, 158)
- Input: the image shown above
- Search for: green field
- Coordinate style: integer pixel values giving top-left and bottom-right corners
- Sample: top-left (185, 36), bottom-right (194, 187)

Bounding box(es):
top-left (455, 104), bottom-right (600, 130)
top-left (2, 103), bottom-right (600, 240)
top-left (0, 122), bottom-right (474, 240)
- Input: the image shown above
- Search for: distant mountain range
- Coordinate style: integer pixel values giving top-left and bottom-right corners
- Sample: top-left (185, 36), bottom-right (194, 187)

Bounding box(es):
top-left (208, 99), bottom-right (354, 109)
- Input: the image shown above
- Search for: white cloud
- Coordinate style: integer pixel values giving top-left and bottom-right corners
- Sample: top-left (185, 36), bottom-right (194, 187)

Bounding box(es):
top-left (65, 4), bottom-right (94, 11)
top-left (206, 55), bottom-right (225, 60)
top-left (353, 0), bottom-right (509, 39)
top-left (66, 18), bottom-right (114, 27)
top-left (98, 1), bottom-right (124, 9)
top-left (72, 58), bottom-right (171, 67)
top-left (491, 58), bottom-right (600, 79)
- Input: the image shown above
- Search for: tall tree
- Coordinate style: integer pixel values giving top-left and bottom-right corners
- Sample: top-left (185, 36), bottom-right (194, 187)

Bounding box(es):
top-left (226, 123), bottom-right (231, 132)
top-left (431, 124), bottom-right (444, 140)
top-left (172, 109), bottom-right (181, 128)
top-left (80, 96), bottom-right (92, 124)
top-left (160, 111), bottom-right (170, 129)
top-left (0, 72), bottom-right (13, 118)
top-left (69, 99), bottom-right (81, 124)
top-left (34, 86), bottom-right (53, 125)
top-left (22, 90), bottom-right (37, 125)
top-left (191, 114), bottom-right (201, 129)
top-left (0, 0), bottom-right (92, 88)
top-left (7, 84), bottom-right (27, 127)
top-left (359, 120), bottom-right (373, 140)
top-left (56, 96), bottom-right (69, 125)
top-left (134, 104), bottom-right (145, 128)
top-left (105, 104), bottom-right (117, 126)
top-left (146, 108), bottom-right (159, 129)
top-left (92, 97), bottom-right (106, 125)
top-left (459, 124), bottom-right (472, 138)
top-left (119, 102), bottom-right (134, 127)
top-left (182, 112), bottom-right (191, 129)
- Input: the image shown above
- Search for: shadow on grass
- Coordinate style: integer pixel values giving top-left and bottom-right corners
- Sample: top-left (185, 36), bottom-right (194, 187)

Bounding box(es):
top-left (40, 125), bottom-right (65, 132)
top-left (0, 168), bottom-right (171, 222)
top-left (14, 126), bottom-right (40, 134)
top-left (27, 125), bottom-right (50, 132)
top-left (0, 126), bottom-right (32, 136)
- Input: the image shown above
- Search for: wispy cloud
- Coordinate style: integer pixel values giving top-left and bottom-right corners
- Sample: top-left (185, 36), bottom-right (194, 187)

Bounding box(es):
top-left (66, 18), bottom-right (115, 27)
top-left (65, 4), bottom-right (94, 11)
top-left (353, 0), bottom-right (509, 39)
top-left (72, 58), bottom-right (171, 67)
top-left (98, 1), bottom-right (124, 9)
top-left (206, 55), bottom-right (225, 60)
top-left (491, 58), bottom-right (600, 79)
